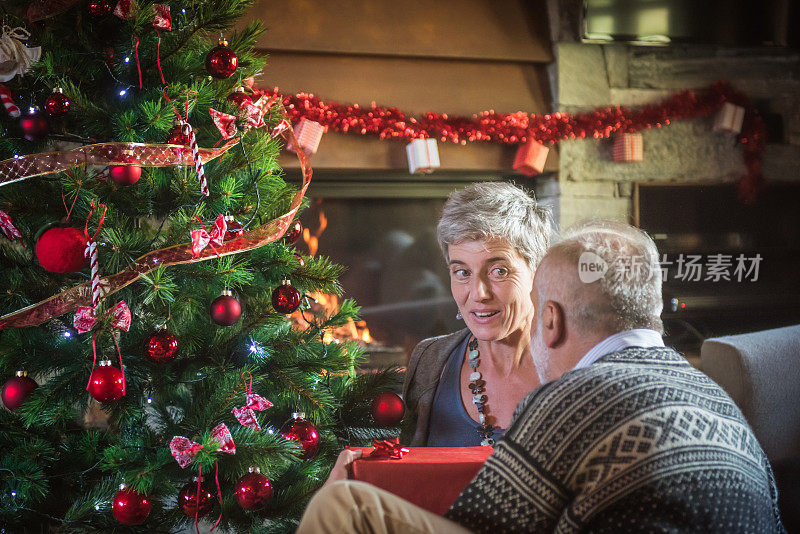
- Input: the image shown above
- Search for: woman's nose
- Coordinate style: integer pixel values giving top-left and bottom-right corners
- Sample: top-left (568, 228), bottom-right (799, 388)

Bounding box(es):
top-left (471, 275), bottom-right (491, 301)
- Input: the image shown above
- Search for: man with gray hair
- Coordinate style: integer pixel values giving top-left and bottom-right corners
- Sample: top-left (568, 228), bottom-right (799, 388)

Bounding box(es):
top-left (298, 220), bottom-right (785, 533)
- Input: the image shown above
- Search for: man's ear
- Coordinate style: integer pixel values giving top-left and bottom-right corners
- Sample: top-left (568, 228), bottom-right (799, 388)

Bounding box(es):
top-left (542, 300), bottom-right (566, 348)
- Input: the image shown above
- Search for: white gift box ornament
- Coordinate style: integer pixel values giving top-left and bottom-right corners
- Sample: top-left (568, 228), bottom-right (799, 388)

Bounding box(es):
top-left (613, 132), bottom-right (643, 163)
top-left (287, 118), bottom-right (325, 155)
top-left (513, 139), bottom-right (549, 176)
top-left (406, 138), bottom-right (440, 174)
top-left (713, 102), bottom-right (745, 135)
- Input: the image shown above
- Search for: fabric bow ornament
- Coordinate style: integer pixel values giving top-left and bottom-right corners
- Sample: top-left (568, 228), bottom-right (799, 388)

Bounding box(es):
top-left (209, 108), bottom-right (238, 139)
top-left (370, 438), bottom-right (409, 460)
top-left (270, 119), bottom-right (291, 139)
top-left (73, 300), bottom-right (131, 334)
top-left (169, 422), bottom-right (236, 469)
top-left (232, 372), bottom-right (273, 430)
top-left (190, 215), bottom-right (227, 257)
top-left (152, 4), bottom-right (171, 30)
top-left (0, 210), bottom-right (22, 244)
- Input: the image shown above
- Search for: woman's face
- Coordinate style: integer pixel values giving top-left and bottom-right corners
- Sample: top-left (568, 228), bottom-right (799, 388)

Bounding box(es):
top-left (448, 238), bottom-right (535, 343)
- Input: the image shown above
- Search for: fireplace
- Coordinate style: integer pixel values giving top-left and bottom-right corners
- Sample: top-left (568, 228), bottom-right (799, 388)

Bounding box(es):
top-left (292, 172), bottom-right (559, 367)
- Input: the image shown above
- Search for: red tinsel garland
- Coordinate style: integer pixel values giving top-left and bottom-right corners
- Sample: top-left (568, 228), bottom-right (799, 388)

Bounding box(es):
top-left (257, 81), bottom-right (765, 202)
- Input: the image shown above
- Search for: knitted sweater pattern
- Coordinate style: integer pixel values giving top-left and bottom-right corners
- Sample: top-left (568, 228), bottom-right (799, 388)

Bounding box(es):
top-left (446, 347), bottom-right (785, 533)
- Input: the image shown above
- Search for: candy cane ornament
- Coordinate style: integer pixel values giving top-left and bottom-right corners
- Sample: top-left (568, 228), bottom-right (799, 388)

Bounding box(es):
top-left (0, 84), bottom-right (20, 118)
top-left (83, 201), bottom-right (107, 309)
top-left (182, 121), bottom-right (209, 196)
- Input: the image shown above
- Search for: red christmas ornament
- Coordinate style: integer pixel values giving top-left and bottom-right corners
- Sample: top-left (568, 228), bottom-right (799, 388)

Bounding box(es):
top-left (109, 157), bottom-right (141, 186)
top-left (87, 0), bottom-right (114, 17)
top-left (210, 290), bottom-right (241, 326)
top-left (178, 480), bottom-right (214, 518)
top-left (88, 360), bottom-right (125, 403)
top-left (145, 330), bottom-right (179, 363)
top-left (1, 371), bottom-right (37, 411)
top-left (294, 252), bottom-right (305, 268)
top-left (44, 87), bottom-right (71, 116)
top-left (205, 40), bottom-right (238, 79)
top-left (234, 467), bottom-right (273, 510)
top-left (112, 487), bottom-right (151, 526)
top-left (20, 110), bottom-right (48, 141)
top-left (227, 87), bottom-right (252, 107)
top-left (35, 226), bottom-right (88, 273)
top-left (271, 280), bottom-right (301, 314)
top-left (371, 392), bottom-right (405, 427)
top-left (283, 220), bottom-right (302, 244)
top-left (280, 412), bottom-right (320, 460)
top-left (223, 215), bottom-right (243, 241)
top-left (166, 123), bottom-right (190, 145)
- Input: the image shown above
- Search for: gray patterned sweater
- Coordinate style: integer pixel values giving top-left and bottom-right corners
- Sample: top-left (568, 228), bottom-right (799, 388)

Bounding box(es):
top-left (446, 347), bottom-right (786, 533)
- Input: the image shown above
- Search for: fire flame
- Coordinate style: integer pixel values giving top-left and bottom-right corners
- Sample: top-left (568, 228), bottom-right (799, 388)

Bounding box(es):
top-left (296, 209), bottom-right (372, 344)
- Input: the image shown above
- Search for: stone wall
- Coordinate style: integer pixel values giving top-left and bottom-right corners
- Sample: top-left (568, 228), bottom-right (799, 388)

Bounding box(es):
top-left (556, 43), bottom-right (800, 228)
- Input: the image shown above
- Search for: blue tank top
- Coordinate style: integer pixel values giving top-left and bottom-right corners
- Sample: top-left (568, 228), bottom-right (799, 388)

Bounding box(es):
top-left (427, 333), bottom-right (505, 446)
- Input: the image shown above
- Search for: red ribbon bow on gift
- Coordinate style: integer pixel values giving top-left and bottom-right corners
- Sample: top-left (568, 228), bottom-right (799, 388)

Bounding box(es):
top-left (74, 301), bottom-right (131, 395)
top-left (0, 210), bottom-right (23, 245)
top-left (170, 423), bottom-right (235, 533)
top-left (190, 215), bottom-right (227, 257)
top-left (370, 438), bottom-right (409, 460)
top-left (232, 372), bottom-right (273, 430)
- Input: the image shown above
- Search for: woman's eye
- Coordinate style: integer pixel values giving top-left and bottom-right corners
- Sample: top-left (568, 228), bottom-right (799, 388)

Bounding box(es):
top-left (491, 267), bottom-right (509, 278)
top-left (452, 268), bottom-right (469, 279)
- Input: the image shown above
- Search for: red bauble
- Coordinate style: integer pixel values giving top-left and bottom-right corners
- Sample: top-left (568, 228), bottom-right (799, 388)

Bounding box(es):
top-left (146, 330), bottom-right (179, 363)
top-left (166, 124), bottom-right (189, 146)
top-left (223, 215), bottom-right (243, 241)
top-left (45, 88), bottom-right (71, 116)
top-left (271, 281), bottom-right (301, 314)
top-left (234, 467), bottom-right (273, 510)
top-left (227, 87), bottom-right (252, 107)
top-left (294, 252), bottom-right (306, 268)
top-left (205, 41), bottom-right (238, 79)
top-left (178, 481), bottom-right (214, 518)
top-left (88, 361), bottom-right (124, 403)
top-left (1, 371), bottom-right (37, 411)
top-left (371, 392), bottom-right (405, 426)
top-left (35, 226), bottom-right (88, 273)
top-left (210, 290), bottom-right (241, 326)
top-left (283, 220), bottom-right (302, 244)
top-left (20, 111), bottom-right (48, 141)
top-left (112, 488), bottom-right (151, 526)
top-left (280, 412), bottom-right (320, 460)
top-left (87, 0), bottom-right (114, 17)
top-left (109, 163), bottom-right (141, 186)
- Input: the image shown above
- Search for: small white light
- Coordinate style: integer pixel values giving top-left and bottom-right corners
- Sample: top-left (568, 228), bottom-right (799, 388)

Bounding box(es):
top-left (249, 343), bottom-right (258, 353)
top-left (63, 331), bottom-right (72, 338)
top-left (94, 504), bottom-right (101, 511)
top-left (182, 8), bottom-right (186, 13)
top-left (267, 428), bottom-right (274, 434)
top-left (28, 107), bottom-right (35, 114)
top-left (313, 476), bottom-right (319, 481)
top-left (124, 57), bottom-right (130, 63)
top-left (119, 89), bottom-right (127, 97)
top-left (13, 154), bottom-right (19, 159)
top-left (10, 491), bottom-right (16, 497)
top-left (146, 398), bottom-right (153, 404)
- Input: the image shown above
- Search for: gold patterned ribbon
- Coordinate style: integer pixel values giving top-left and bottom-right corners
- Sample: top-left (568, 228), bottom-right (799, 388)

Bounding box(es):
top-left (0, 126), bottom-right (312, 329)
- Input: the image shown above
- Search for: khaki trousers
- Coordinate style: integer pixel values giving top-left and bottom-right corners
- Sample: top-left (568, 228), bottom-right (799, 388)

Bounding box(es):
top-left (297, 480), bottom-right (473, 534)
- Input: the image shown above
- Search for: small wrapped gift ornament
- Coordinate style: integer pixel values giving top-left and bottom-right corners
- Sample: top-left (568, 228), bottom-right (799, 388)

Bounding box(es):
top-left (406, 138), bottom-right (440, 174)
top-left (513, 139), bottom-right (549, 176)
top-left (613, 132), bottom-right (643, 163)
top-left (713, 102), bottom-right (745, 134)
top-left (287, 118), bottom-right (324, 155)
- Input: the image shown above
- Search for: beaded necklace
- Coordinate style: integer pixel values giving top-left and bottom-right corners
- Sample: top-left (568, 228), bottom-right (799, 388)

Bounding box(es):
top-left (467, 336), bottom-right (496, 446)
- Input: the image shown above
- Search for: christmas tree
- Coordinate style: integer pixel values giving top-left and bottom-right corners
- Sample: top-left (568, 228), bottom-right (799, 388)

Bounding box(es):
top-left (0, 1), bottom-right (402, 531)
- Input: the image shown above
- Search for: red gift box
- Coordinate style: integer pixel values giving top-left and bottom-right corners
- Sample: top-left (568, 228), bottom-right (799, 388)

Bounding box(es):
top-left (513, 139), bottom-right (549, 176)
top-left (613, 132), bottom-right (643, 162)
top-left (350, 446), bottom-right (492, 515)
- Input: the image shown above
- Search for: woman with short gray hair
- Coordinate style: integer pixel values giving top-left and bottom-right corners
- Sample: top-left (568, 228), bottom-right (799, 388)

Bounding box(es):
top-left (402, 181), bottom-right (551, 446)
